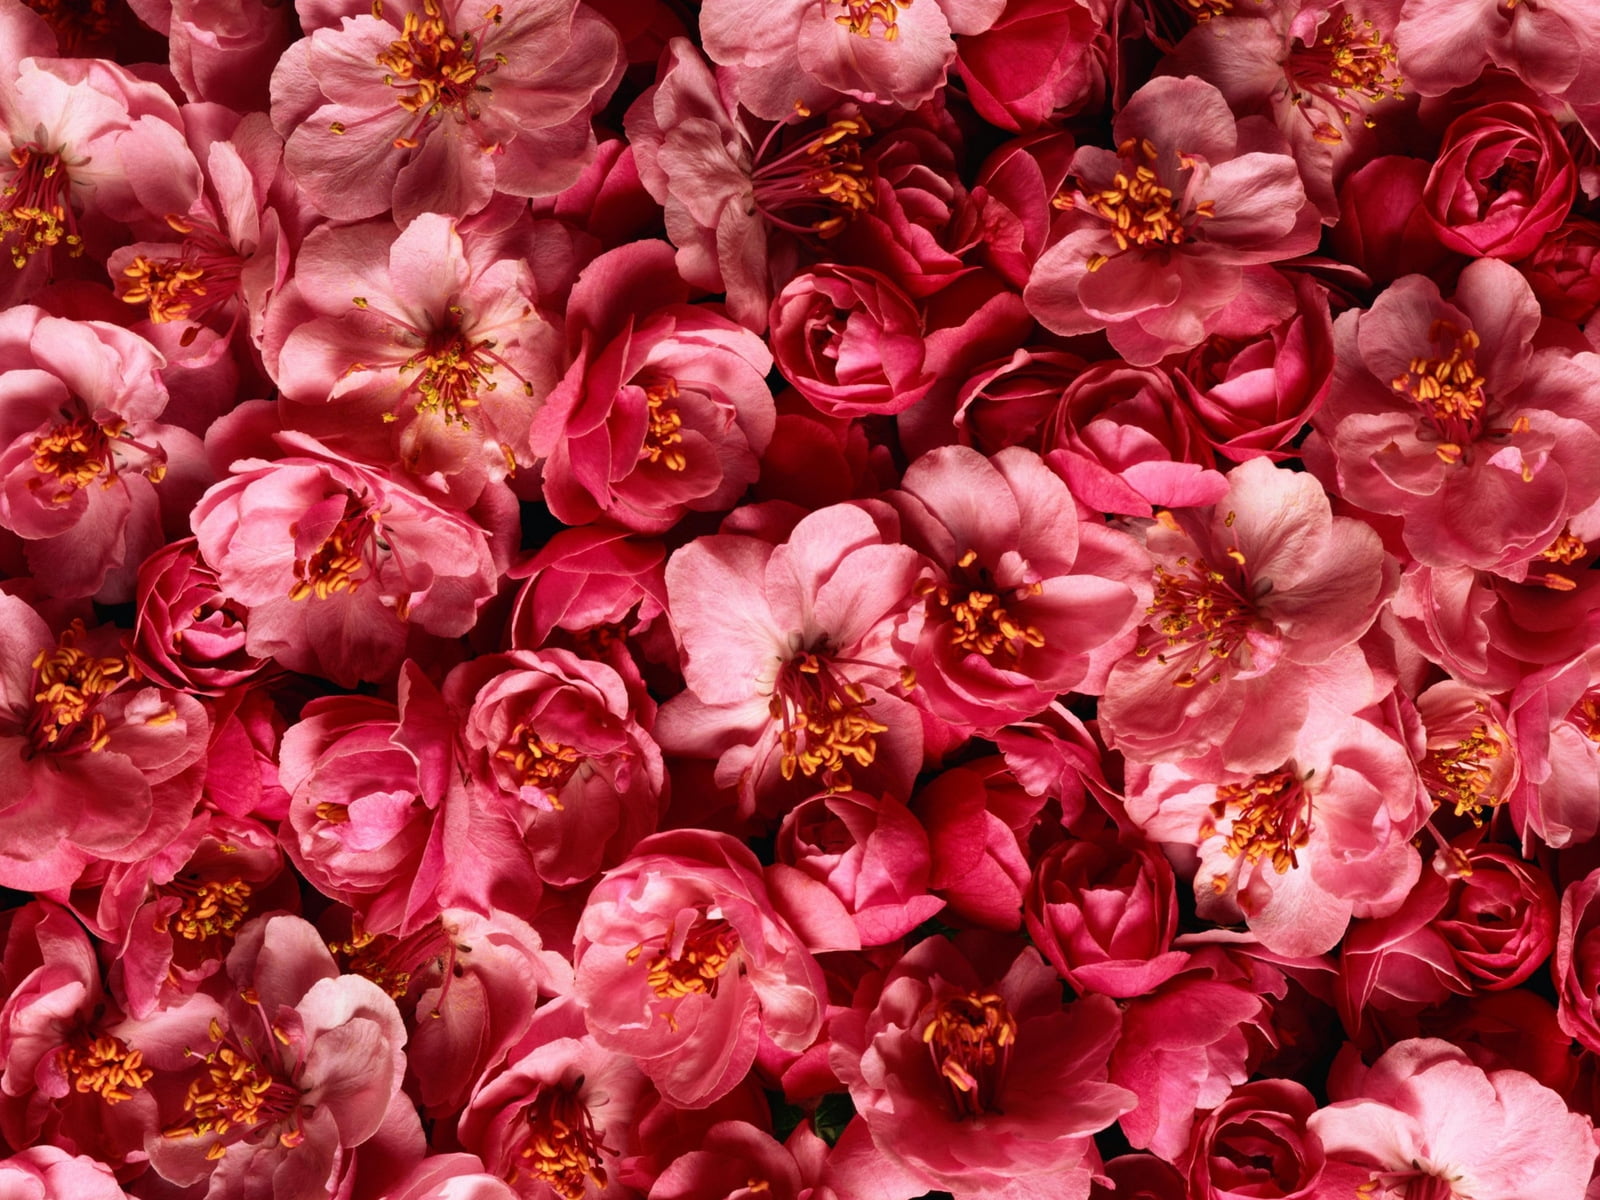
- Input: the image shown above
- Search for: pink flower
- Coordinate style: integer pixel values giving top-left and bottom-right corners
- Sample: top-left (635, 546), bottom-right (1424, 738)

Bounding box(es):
top-left (190, 435), bottom-right (506, 686)
top-left (123, 0), bottom-right (295, 109)
top-left (1308, 1038), bottom-right (1597, 1199)
top-left (1307, 247), bottom-right (1600, 574)
top-left (572, 829), bottom-right (826, 1109)
top-left (1520, 218), bottom-right (1600, 323)
top-left (912, 758), bottom-right (1048, 930)
top-left (272, 0), bottom-right (621, 221)
top-left (130, 537), bottom-right (265, 696)
top-left (1099, 457), bottom-right (1391, 772)
top-left (1431, 842), bottom-right (1557, 991)
top-left (264, 213), bottom-right (560, 505)
top-left (826, 937), bottom-right (1134, 1200)
top-left (1555, 866), bottom-right (1600, 1053)
top-left (952, 0), bottom-right (1107, 131)
top-left (953, 345), bottom-right (1084, 453)
top-left (654, 503), bottom-right (923, 811)
top-left (1180, 1078), bottom-right (1327, 1200)
top-left (506, 525), bottom-right (669, 654)
top-left (0, 1147), bottom-right (130, 1200)
top-left (1394, 0), bottom-right (1600, 102)
top-left (774, 789), bottom-right (944, 945)
top-left (649, 1121), bottom-right (833, 1200)
top-left (970, 132), bottom-right (1076, 291)
top-left (1508, 646), bottom-right (1600, 849)
top-left (888, 445), bottom-right (1149, 731)
top-left (1025, 76), bottom-right (1320, 365)
top-left (528, 241), bottom-right (775, 532)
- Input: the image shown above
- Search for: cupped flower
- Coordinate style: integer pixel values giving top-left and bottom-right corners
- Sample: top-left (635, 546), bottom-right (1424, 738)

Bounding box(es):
top-left (1306, 256), bottom-right (1600, 574)
top-left (131, 537), bottom-right (265, 695)
top-left (1394, 0), bottom-right (1600, 102)
top-left (0, 1147), bottom-right (130, 1199)
top-left (1025, 75), bottom-right (1320, 365)
top-left (572, 829), bottom-right (827, 1109)
top-left (528, 240), bottom-right (775, 533)
top-left (272, 0), bottom-right (621, 222)
top-left (826, 936), bottom-right (1134, 1200)
top-left (1099, 456), bottom-right (1391, 771)
top-left (1554, 866), bottom-right (1600, 1053)
top-left (1180, 1078), bottom-right (1327, 1200)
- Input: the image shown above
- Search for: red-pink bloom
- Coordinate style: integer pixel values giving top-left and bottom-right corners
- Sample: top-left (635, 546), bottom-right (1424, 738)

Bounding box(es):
top-left (1042, 362), bottom-right (1229, 517)
top-left (124, 0), bottom-right (294, 109)
top-left (912, 759), bottom-right (1048, 930)
top-left (1023, 834), bottom-right (1189, 998)
top-left (445, 647), bottom-right (665, 887)
top-left (0, 1147), bottom-right (129, 1199)
top-left (1308, 243), bottom-right (1600, 574)
top-left (1421, 101), bottom-right (1577, 261)
top-left (528, 241), bottom-right (775, 532)
top-left (1308, 1038), bottom-right (1597, 1199)
top-left (572, 830), bottom-right (826, 1109)
top-left (1394, 0), bottom-right (1600, 102)
top-left (655, 503), bottom-right (923, 811)
top-left (506, 525), bottom-right (669, 656)
top-left (272, 0), bottom-right (621, 222)
top-left (1521, 218), bottom-right (1600, 323)
top-left (1554, 866), bottom-right (1600, 1053)
top-left (265, 213), bottom-right (560, 506)
top-left (379, 1155), bottom-right (519, 1200)
top-left (1431, 842), bottom-right (1557, 990)
top-left (0, 598), bottom-right (207, 892)
top-left (190, 435), bottom-right (506, 686)
top-left (1337, 869), bottom-right (1467, 1034)
top-left (952, 0), bottom-right (1106, 131)
top-left (1180, 1078), bottom-right (1327, 1200)
top-left (826, 937), bottom-right (1134, 1200)
top-left (953, 346), bottom-right (1083, 453)
top-left (970, 132), bottom-right (1076, 292)
top-left (145, 916), bottom-right (411, 1200)
top-left (650, 1120), bottom-right (833, 1200)
top-left (130, 537), bottom-right (265, 696)
top-left (1329, 155), bottom-right (1460, 290)
top-left (1508, 645), bottom-right (1600, 849)
top-left (1025, 76), bottom-right (1320, 365)
top-left (888, 445), bottom-right (1148, 731)
top-left (1100, 457), bottom-right (1391, 772)
top-left (774, 790), bottom-right (944, 945)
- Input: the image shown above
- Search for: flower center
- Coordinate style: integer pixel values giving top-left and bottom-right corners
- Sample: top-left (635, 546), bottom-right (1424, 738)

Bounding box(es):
top-left (1, 145), bottom-right (81, 269)
top-left (1285, 12), bottom-right (1404, 143)
top-left (165, 1016), bottom-right (303, 1147)
top-left (1571, 693), bottom-right (1600, 742)
top-left (1145, 554), bottom-right (1258, 687)
top-left (917, 549), bottom-right (1045, 662)
top-left (1210, 768), bottom-right (1313, 872)
top-left (1422, 723), bottom-right (1509, 825)
top-left (640, 379), bottom-right (687, 472)
top-left (330, 919), bottom-right (457, 1003)
top-left (288, 497), bottom-right (378, 603)
top-left (835, 0), bottom-right (907, 38)
top-left (769, 651), bottom-right (890, 789)
top-left (921, 991), bottom-right (1017, 1120)
top-left (61, 1032), bottom-right (153, 1105)
top-left (120, 218), bottom-right (246, 329)
top-left (628, 917), bottom-right (741, 1002)
top-left (1390, 320), bottom-right (1512, 464)
top-left (1057, 137), bottom-right (1216, 267)
top-left (28, 620), bottom-right (132, 753)
top-left (495, 723), bottom-right (583, 801)
top-left (510, 1083), bottom-right (613, 1200)
top-left (29, 417), bottom-right (117, 503)
top-left (752, 115), bottom-right (876, 238)
top-left (375, 0), bottom-right (503, 133)
top-left (167, 878), bottom-right (253, 942)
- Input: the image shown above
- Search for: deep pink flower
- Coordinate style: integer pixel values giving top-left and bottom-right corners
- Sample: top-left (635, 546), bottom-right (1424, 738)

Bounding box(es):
top-left (970, 132), bottom-right (1076, 291)
top-left (1099, 457), bottom-right (1391, 772)
top-left (130, 537), bottom-right (265, 696)
top-left (827, 937), bottom-right (1134, 1200)
top-left (912, 759), bottom-right (1048, 930)
top-left (572, 830), bottom-right (826, 1109)
top-left (1025, 76), bottom-right (1320, 365)
top-left (953, 346), bottom-right (1083, 453)
top-left (650, 1120), bottom-right (833, 1200)
top-left (1180, 1078), bottom-right (1327, 1200)
top-left (528, 240), bottom-right (775, 532)
top-left (1508, 646), bottom-right (1600, 849)
top-left (506, 525), bottom-right (669, 655)
top-left (1521, 218), bottom-right (1600, 323)
top-left (272, 0), bottom-right (621, 221)
top-left (123, 0), bottom-right (295, 109)
top-left (1329, 155), bottom-right (1461, 290)
top-left (1308, 1038), bottom-right (1597, 1199)
top-left (1431, 842), bottom-right (1557, 991)
top-left (1337, 869), bottom-right (1467, 1034)
top-left (952, 0), bottom-right (1106, 131)
top-left (1555, 866), bottom-right (1600, 1053)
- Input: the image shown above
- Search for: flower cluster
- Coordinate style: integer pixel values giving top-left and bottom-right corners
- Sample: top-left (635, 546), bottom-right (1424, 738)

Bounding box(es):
top-left (5, 0), bottom-right (1600, 1197)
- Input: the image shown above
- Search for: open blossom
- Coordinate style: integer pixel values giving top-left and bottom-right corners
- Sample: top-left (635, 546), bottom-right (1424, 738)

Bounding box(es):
top-left (1025, 75), bottom-right (1320, 365)
top-left (0, 1147), bottom-right (130, 1200)
top-left (572, 830), bottom-right (827, 1109)
top-left (1099, 456), bottom-right (1391, 771)
top-left (271, 0), bottom-right (621, 222)
top-left (1394, 0), bottom-right (1600, 102)
top-left (827, 937), bottom-right (1134, 1200)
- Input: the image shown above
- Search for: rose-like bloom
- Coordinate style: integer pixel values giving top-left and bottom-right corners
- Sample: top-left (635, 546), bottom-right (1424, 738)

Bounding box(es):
top-left (0, 597), bottom-right (207, 892)
top-left (124, 0), bottom-right (294, 109)
top-left (445, 648), bottom-right (665, 887)
top-left (1337, 869), bottom-right (1467, 1034)
top-left (1089, 1155), bottom-right (1186, 1200)
top-left (1181, 1079), bottom-right (1326, 1200)
top-left (953, 346), bottom-right (1085, 453)
top-left (506, 525), bottom-right (669, 654)
top-left (0, 1147), bottom-right (129, 1199)
top-left (130, 537), bottom-right (265, 695)
top-left (888, 445), bottom-right (1148, 732)
top-left (1431, 843), bottom-right (1557, 991)
top-left (1023, 834), bottom-right (1188, 998)
top-left (655, 503), bottom-right (924, 812)
top-left (1308, 1038), bottom-right (1597, 1199)
top-left (1421, 101), bottom-right (1577, 261)
top-left (1508, 645), bottom-right (1600, 849)
top-left (145, 916), bottom-right (411, 1200)
top-left (265, 213), bottom-right (560, 505)
top-left (1099, 457), bottom-right (1390, 772)
top-left (528, 240), bottom-right (775, 532)
top-left (1042, 361), bottom-right (1229, 516)
top-left (912, 759), bottom-right (1048, 930)
top-left (1025, 76), bottom-right (1320, 365)
top-left (1329, 155), bottom-right (1459, 290)
top-left (190, 434), bottom-right (507, 686)
top-left (1553, 866), bottom-right (1600, 1053)
top-left (272, 0), bottom-right (621, 222)
top-left (650, 1121), bottom-right (833, 1200)
top-left (827, 937), bottom-right (1134, 1200)
top-left (1521, 218), bottom-right (1600, 324)
top-left (775, 790), bottom-right (944, 945)
top-left (952, 0), bottom-right (1106, 131)
top-left (573, 830), bottom-right (826, 1109)
top-left (1394, 0), bottom-right (1600, 102)
top-left (970, 131), bottom-right (1076, 291)
top-left (379, 1155), bottom-right (519, 1200)
top-left (1306, 256), bottom-right (1600, 575)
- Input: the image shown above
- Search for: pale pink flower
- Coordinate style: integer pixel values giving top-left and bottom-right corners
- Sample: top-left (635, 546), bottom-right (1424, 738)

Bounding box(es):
top-left (1025, 76), bottom-right (1321, 365)
top-left (1394, 0), bottom-right (1600, 102)
top-left (271, 0), bottom-right (621, 222)
top-left (1308, 1038), bottom-right (1597, 1199)
top-left (1508, 644), bottom-right (1600, 849)
top-left (0, 1147), bottom-right (130, 1199)
top-left (123, 0), bottom-right (295, 110)
top-left (572, 829), bottom-right (826, 1109)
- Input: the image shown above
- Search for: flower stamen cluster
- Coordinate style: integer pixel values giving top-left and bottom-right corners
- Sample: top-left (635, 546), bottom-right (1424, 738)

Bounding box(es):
top-left (1210, 768), bottom-right (1314, 873)
top-left (920, 991), bottom-right (1017, 1120)
top-left (60, 1033), bottom-right (154, 1105)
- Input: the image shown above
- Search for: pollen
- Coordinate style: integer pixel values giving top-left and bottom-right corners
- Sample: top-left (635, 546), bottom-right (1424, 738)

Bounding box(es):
top-left (921, 991), bottom-right (1017, 1120)
top-left (168, 878), bottom-right (253, 942)
top-left (1210, 768), bottom-right (1314, 873)
top-left (1392, 322), bottom-right (1488, 443)
top-left (769, 651), bottom-right (889, 790)
top-left (495, 724), bottom-right (583, 801)
top-left (61, 1033), bottom-right (153, 1104)
top-left (377, 0), bottom-right (499, 120)
top-left (1148, 556), bottom-right (1257, 686)
top-left (835, 0), bottom-right (909, 39)
top-left (1422, 720), bottom-right (1510, 826)
top-left (640, 378), bottom-right (688, 471)
top-left (29, 620), bottom-right (130, 751)
top-left (288, 496), bottom-right (377, 602)
top-left (1, 145), bottom-right (81, 269)
top-left (641, 918), bottom-right (740, 1001)
top-left (510, 1083), bottom-right (614, 1200)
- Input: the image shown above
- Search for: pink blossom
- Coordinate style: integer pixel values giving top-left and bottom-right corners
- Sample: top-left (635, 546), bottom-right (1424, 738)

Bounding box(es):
top-left (911, 759), bottom-right (1048, 930)
top-left (528, 241), bottom-right (775, 532)
top-left (506, 525), bottom-right (669, 654)
top-left (130, 537), bottom-right (265, 696)
top-left (1337, 869), bottom-right (1467, 1034)
top-left (0, 1147), bottom-right (130, 1199)
top-left (1179, 1078), bottom-right (1327, 1200)
top-left (1394, 0), bottom-right (1600, 102)
top-left (1508, 645), bottom-right (1600, 849)
top-left (1521, 218), bottom-right (1600, 323)
top-left (952, 0), bottom-right (1106, 131)
top-left (1555, 866), bottom-right (1600, 1053)
top-left (970, 132), bottom-right (1076, 291)
top-left (272, 0), bottom-right (621, 222)
top-left (123, 0), bottom-right (295, 109)
top-left (1308, 1038), bottom-right (1597, 1199)
top-left (378, 1155), bottom-right (519, 1200)
top-left (1329, 155), bottom-right (1461, 290)
top-left (1099, 456), bottom-right (1391, 772)
top-left (649, 1121), bottom-right (833, 1200)
top-left (572, 829), bottom-right (826, 1109)
top-left (826, 936), bottom-right (1134, 1200)
top-left (1025, 76), bottom-right (1320, 365)
top-left (952, 346), bottom-right (1084, 454)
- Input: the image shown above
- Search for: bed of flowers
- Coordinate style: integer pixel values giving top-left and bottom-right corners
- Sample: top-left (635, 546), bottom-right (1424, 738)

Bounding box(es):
top-left (8, 0), bottom-right (1600, 1196)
